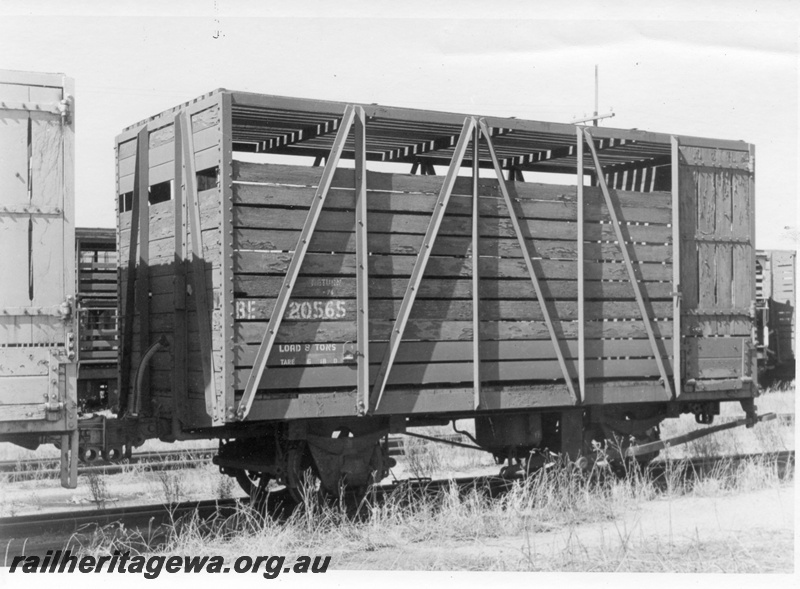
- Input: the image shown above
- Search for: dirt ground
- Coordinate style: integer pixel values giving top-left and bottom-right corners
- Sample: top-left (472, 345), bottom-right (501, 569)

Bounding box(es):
top-left (335, 482), bottom-right (795, 572)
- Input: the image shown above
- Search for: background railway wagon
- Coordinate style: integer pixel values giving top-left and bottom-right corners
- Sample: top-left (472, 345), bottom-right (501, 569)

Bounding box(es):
top-left (115, 89), bottom-right (757, 447)
top-left (0, 70), bottom-right (79, 485)
top-left (75, 228), bottom-right (119, 410)
top-left (756, 249), bottom-right (796, 378)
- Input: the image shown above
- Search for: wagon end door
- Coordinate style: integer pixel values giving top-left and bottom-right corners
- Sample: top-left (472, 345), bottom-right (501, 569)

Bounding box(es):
top-left (677, 141), bottom-right (756, 396)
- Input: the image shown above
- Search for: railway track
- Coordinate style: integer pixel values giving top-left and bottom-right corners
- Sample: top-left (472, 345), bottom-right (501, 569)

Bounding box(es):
top-left (1, 449), bottom-right (793, 560)
top-left (3, 413), bottom-right (794, 483)
top-left (0, 434), bottom-right (465, 483)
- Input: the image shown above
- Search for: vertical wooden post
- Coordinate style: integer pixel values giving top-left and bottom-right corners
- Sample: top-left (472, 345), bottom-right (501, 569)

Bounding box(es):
top-left (180, 110), bottom-right (218, 419)
top-left (119, 126), bottom-right (147, 415)
top-left (172, 115), bottom-right (188, 423)
top-left (219, 92), bottom-right (236, 421)
top-left (136, 130), bottom-right (150, 414)
top-left (354, 106), bottom-right (370, 415)
top-left (671, 136), bottom-right (681, 398)
top-left (748, 144), bottom-right (757, 389)
top-left (576, 127), bottom-right (585, 403)
top-left (472, 124), bottom-right (481, 410)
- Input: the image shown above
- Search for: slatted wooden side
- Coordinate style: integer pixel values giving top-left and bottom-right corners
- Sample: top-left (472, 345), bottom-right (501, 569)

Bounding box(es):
top-left (230, 162), bottom-right (675, 395)
top-left (678, 145), bottom-right (754, 382)
top-left (116, 104), bottom-right (224, 424)
top-left (117, 106), bottom-right (220, 195)
top-left (76, 241), bottom-right (119, 371)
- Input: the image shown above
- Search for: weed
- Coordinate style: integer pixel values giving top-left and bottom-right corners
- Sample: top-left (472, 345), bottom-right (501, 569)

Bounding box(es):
top-left (157, 471), bottom-right (184, 504)
top-left (86, 473), bottom-right (110, 508)
top-left (212, 474), bottom-right (235, 500)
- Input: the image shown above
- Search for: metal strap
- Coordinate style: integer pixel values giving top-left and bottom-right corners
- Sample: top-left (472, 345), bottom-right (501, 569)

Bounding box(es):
top-left (237, 105), bottom-right (358, 421)
top-left (584, 128), bottom-right (673, 396)
top-left (471, 124), bottom-right (481, 410)
top-left (671, 136), bottom-right (681, 397)
top-left (479, 119), bottom-right (577, 403)
top-left (354, 106), bottom-right (370, 415)
top-left (576, 127), bottom-right (585, 402)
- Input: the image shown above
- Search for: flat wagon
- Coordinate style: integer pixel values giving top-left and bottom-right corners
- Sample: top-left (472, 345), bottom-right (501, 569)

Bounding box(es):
top-left (109, 89), bottom-right (760, 495)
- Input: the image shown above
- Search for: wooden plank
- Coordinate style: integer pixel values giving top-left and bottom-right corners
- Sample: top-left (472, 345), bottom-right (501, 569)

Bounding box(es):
top-left (697, 243), bottom-right (716, 309)
top-left (233, 275), bottom-right (675, 301)
top-left (234, 317), bottom-right (673, 345)
top-left (714, 169), bottom-right (732, 239)
top-left (679, 165), bottom-right (698, 311)
top-left (232, 161), bottom-right (673, 211)
top-left (0, 218), bottom-right (34, 308)
top-left (730, 169), bottom-right (750, 239)
top-left (234, 338), bottom-right (674, 367)
top-left (119, 188), bottom-right (220, 241)
top-left (232, 356), bottom-right (674, 391)
top-left (678, 146), bottom-right (750, 171)
top-left (715, 244), bottom-right (733, 309)
top-left (233, 228), bottom-right (673, 263)
top-left (230, 183), bottom-right (673, 225)
top-left (0, 110), bottom-right (29, 208)
top-left (118, 117), bottom-right (220, 172)
top-left (31, 218), bottom-right (65, 311)
top-left (30, 111), bottom-right (64, 210)
top-left (233, 251), bottom-right (672, 282)
top-left (118, 142), bottom-right (220, 193)
top-left (233, 298), bottom-right (674, 322)
top-left (232, 206), bottom-right (672, 244)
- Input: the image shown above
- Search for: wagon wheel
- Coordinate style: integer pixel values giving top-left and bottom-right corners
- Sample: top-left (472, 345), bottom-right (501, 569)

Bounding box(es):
top-left (598, 424), bottom-right (661, 473)
top-left (234, 469), bottom-right (272, 503)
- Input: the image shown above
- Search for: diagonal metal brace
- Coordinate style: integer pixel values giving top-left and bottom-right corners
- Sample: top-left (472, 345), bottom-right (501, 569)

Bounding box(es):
top-left (236, 104), bottom-right (358, 421)
top-left (584, 128), bottom-right (673, 397)
top-left (370, 117), bottom-right (477, 413)
top-left (479, 119), bottom-right (578, 403)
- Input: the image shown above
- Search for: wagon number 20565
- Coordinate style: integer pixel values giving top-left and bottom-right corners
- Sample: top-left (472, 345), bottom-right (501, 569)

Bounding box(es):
top-left (286, 300), bottom-right (347, 320)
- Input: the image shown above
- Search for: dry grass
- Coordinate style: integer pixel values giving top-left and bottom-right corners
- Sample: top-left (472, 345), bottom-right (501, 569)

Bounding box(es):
top-left (5, 386), bottom-right (795, 572)
top-left (75, 447), bottom-right (793, 572)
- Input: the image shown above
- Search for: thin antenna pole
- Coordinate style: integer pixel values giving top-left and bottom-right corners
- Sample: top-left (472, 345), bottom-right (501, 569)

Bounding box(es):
top-left (594, 65), bottom-right (599, 127)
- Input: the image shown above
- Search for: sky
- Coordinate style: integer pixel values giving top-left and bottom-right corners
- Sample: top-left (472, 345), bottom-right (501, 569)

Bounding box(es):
top-left (1, 0), bottom-right (798, 249)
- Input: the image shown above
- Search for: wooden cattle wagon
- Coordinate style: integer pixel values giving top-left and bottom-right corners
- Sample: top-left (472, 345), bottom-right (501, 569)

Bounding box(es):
top-left (115, 89), bottom-right (758, 494)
